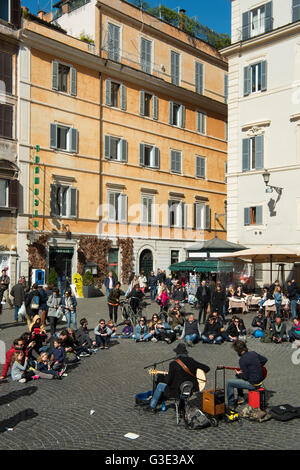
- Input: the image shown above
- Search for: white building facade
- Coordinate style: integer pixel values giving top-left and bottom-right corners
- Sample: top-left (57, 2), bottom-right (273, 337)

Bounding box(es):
top-left (222, 0), bottom-right (300, 285)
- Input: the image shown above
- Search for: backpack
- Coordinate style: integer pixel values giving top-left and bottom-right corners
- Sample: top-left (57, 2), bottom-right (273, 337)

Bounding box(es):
top-left (269, 404), bottom-right (300, 422)
top-left (30, 295), bottom-right (40, 310)
top-left (184, 404), bottom-right (211, 430)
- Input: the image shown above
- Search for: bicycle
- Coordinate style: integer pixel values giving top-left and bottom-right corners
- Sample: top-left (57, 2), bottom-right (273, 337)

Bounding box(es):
top-left (119, 299), bottom-right (140, 326)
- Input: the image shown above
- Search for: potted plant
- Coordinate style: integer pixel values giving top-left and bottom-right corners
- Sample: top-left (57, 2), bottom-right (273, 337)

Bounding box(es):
top-left (82, 270), bottom-right (95, 298)
top-left (47, 268), bottom-right (58, 288)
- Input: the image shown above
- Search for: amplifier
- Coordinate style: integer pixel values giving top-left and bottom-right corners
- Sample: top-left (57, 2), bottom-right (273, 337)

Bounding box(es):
top-left (248, 388), bottom-right (266, 410)
top-left (200, 389), bottom-right (225, 416)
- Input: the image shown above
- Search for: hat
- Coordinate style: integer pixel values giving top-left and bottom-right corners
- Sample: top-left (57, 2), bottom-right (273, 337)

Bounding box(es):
top-left (173, 343), bottom-right (188, 355)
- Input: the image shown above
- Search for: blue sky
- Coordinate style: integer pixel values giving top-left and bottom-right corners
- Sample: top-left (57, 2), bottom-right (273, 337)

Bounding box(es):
top-left (21, 0), bottom-right (231, 35)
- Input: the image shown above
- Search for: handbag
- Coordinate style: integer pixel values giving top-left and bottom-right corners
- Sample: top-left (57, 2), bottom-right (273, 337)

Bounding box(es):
top-left (56, 308), bottom-right (63, 319)
top-left (18, 303), bottom-right (26, 319)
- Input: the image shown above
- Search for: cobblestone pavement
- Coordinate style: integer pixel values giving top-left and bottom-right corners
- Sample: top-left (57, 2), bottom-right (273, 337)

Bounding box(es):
top-left (0, 293), bottom-right (300, 451)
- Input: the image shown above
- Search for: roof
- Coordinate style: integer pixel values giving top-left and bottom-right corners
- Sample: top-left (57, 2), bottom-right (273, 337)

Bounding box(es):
top-left (186, 237), bottom-right (248, 253)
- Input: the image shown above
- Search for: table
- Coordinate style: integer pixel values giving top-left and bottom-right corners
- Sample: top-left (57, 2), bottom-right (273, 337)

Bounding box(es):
top-left (228, 297), bottom-right (248, 314)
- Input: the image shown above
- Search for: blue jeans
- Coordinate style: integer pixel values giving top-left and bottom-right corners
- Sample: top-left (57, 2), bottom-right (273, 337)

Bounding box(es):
top-left (184, 333), bottom-right (199, 344)
top-left (150, 286), bottom-right (157, 301)
top-left (290, 300), bottom-right (297, 319)
top-left (65, 311), bottom-right (77, 330)
top-left (14, 306), bottom-right (19, 321)
top-left (275, 303), bottom-right (281, 317)
top-left (202, 335), bottom-right (223, 344)
top-left (227, 378), bottom-right (256, 406)
top-left (150, 382), bottom-right (167, 409)
top-left (134, 332), bottom-right (152, 341)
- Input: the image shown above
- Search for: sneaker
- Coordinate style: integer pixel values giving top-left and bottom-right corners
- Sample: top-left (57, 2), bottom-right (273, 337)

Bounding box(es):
top-left (165, 338), bottom-right (171, 344)
top-left (187, 340), bottom-right (193, 347)
top-left (143, 405), bottom-right (157, 413)
top-left (79, 352), bottom-right (90, 357)
top-left (237, 398), bottom-right (246, 405)
top-left (19, 378), bottom-right (26, 383)
top-left (151, 337), bottom-right (158, 343)
top-left (32, 375), bottom-right (40, 380)
top-left (104, 346), bottom-right (109, 349)
top-left (100, 346), bottom-right (105, 349)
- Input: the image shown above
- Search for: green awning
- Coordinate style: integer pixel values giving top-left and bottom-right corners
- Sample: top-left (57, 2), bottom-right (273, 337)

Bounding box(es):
top-left (169, 259), bottom-right (234, 273)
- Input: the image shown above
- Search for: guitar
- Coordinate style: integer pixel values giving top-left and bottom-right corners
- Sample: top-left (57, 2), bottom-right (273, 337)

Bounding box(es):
top-left (217, 365), bottom-right (267, 380)
top-left (148, 368), bottom-right (207, 392)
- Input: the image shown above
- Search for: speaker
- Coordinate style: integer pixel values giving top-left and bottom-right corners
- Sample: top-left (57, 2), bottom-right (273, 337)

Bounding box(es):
top-left (201, 389), bottom-right (225, 416)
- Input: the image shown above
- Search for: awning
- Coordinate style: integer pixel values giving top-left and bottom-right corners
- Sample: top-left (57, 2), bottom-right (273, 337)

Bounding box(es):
top-left (169, 259), bottom-right (234, 273)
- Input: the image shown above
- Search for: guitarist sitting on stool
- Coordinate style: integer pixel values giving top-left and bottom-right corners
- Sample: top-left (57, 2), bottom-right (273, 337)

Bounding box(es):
top-left (144, 343), bottom-right (210, 413)
top-left (226, 340), bottom-right (268, 411)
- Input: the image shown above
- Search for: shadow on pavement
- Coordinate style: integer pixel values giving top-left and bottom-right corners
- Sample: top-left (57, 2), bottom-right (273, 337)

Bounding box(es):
top-left (0, 386), bottom-right (38, 407)
top-left (0, 408), bottom-right (38, 433)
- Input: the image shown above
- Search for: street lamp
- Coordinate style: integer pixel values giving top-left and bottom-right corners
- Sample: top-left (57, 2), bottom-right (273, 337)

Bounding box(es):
top-left (262, 169), bottom-right (283, 196)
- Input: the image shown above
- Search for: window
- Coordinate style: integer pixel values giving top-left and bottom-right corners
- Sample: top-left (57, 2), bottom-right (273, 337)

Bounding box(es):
top-left (139, 91), bottom-right (158, 119)
top-left (244, 61), bottom-right (267, 96)
top-left (242, 2), bottom-right (273, 40)
top-left (169, 102), bottom-right (185, 127)
top-left (242, 135), bottom-right (264, 172)
top-left (194, 203), bottom-right (210, 230)
top-left (0, 1), bottom-right (9, 22)
top-left (107, 191), bottom-right (127, 222)
top-left (171, 250), bottom-right (179, 265)
top-left (107, 22), bottom-right (120, 62)
top-left (52, 61), bottom-right (77, 96)
top-left (0, 104), bottom-right (13, 139)
top-left (139, 144), bottom-right (160, 168)
top-left (141, 195), bottom-right (154, 224)
top-left (104, 135), bottom-right (127, 162)
top-left (0, 51), bottom-right (12, 94)
top-left (105, 79), bottom-right (126, 110)
top-left (196, 156), bottom-right (206, 179)
top-left (293, 0), bottom-right (300, 22)
top-left (170, 150), bottom-right (182, 174)
top-left (196, 111), bottom-right (207, 134)
top-left (50, 123), bottom-right (78, 153)
top-left (244, 206), bottom-right (263, 226)
top-left (50, 184), bottom-right (78, 218)
top-left (0, 179), bottom-right (8, 207)
top-left (195, 62), bottom-right (204, 95)
top-left (168, 200), bottom-right (186, 228)
top-left (140, 37), bottom-right (152, 74)
top-left (171, 51), bottom-right (180, 86)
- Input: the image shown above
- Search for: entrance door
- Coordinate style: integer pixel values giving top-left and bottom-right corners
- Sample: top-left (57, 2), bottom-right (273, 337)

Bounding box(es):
top-left (49, 247), bottom-right (74, 292)
top-left (139, 249), bottom-right (153, 278)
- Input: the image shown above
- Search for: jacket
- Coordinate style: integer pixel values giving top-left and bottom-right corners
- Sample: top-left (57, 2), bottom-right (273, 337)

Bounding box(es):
top-left (180, 320), bottom-right (201, 339)
top-left (163, 355), bottom-right (210, 399)
top-left (202, 321), bottom-right (221, 338)
top-left (50, 346), bottom-right (66, 363)
top-left (288, 282), bottom-right (299, 301)
top-left (148, 275), bottom-right (158, 287)
top-left (47, 294), bottom-right (62, 317)
top-left (1, 344), bottom-right (17, 378)
top-left (196, 285), bottom-right (211, 304)
top-left (271, 322), bottom-right (286, 339)
top-left (108, 287), bottom-right (124, 305)
top-left (61, 295), bottom-right (77, 312)
top-left (39, 288), bottom-right (49, 310)
top-left (76, 326), bottom-right (92, 347)
top-left (251, 315), bottom-right (267, 330)
top-left (226, 321), bottom-right (246, 338)
top-left (10, 283), bottom-right (25, 307)
top-left (237, 351), bottom-right (267, 385)
top-left (211, 290), bottom-right (225, 311)
top-left (11, 358), bottom-right (28, 381)
top-left (104, 276), bottom-right (116, 289)
top-left (94, 324), bottom-right (112, 336)
top-left (25, 289), bottom-right (42, 316)
top-left (172, 286), bottom-right (187, 302)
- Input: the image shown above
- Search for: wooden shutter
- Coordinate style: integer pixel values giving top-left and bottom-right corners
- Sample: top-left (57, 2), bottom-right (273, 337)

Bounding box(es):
top-left (180, 105), bottom-right (185, 129)
top-left (139, 143), bottom-right (145, 166)
top-left (261, 61), bottom-right (267, 92)
top-left (120, 139), bottom-right (127, 162)
top-left (119, 193), bottom-right (127, 223)
top-left (141, 38), bottom-right (151, 73)
top-left (255, 134), bottom-right (264, 169)
top-left (140, 91), bottom-right (145, 115)
top-left (108, 192), bottom-right (116, 221)
top-left (70, 187), bottom-right (78, 218)
top-left (168, 200), bottom-right (172, 226)
top-left (256, 206), bottom-right (263, 225)
top-left (152, 95), bottom-right (158, 120)
top-left (104, 135), bottom-right (111, 159)
top-left (10, 0), bottom-right (21, 28)
top-left (0, 51), bottom-right (12, 95)
top-left (0, 104), bottom-right (13, 139)
top-left (242, 11), bottom-right (250, 40)
top-left (244, 66), bottom-right (251, 96)
top-left (293, 0), bottom-right (300, 22)
top-left (105, 79), bottom-right (112, 106)
top-left (50, 123), bottom-right (57, 149)
top-left (195, 62), bottom-right (204, 94)
top-left (52, 61), bottom-right (59, 91)
top-left (108, 23), bottom-right (120, 61)
top-left (169, 101), bottom-right (174, 125)
top-left (224, 73), bottom-right (228, 103)
top-left (70, 67), bottom-right (77, 96)
top-left (244, 207), bottom-right (251, 226)
top-left (70, 128), bottom-right (78, 153)
top-left (50, 184), bottom-right (57, 217)
top-left (204, 205), bottom-right (211, 230)
top-left (196, 156), bottom-right (205, 178)
top-left (264, 2), bottom-right (273, 33)
top-left (8, 179), bottom-right (19, 209)
top-left (120, 84), bottom-right (127, 110)
top-left (242, 138), bottom-right (250, 172)
top-left (153, 147), bottom-right (160, 169)
top-left (181, 202), bottom-right (187, 229)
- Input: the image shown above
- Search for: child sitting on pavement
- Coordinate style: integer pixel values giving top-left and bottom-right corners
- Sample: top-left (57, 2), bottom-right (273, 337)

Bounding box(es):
top-left (121, 319), bottom-right (134, 338)
top-left (36, 352), bottom-right (62, 379)
top-left (11, 350), bottom-right (36, 383)
top-left (49, 337), bottom-right (66, 372)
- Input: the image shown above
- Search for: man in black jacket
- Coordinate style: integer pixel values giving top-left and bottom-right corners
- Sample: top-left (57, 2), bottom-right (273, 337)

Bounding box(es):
top-left (148, 271), bottom-right (158, 301)
top-left (287, 279), bottom-right (299, 319)
top-left (226, 340), bottom-right (267, 410)
top-left (145, 343), bottom-right (210, 412)
top-left (201, 316), bottom-right (223, 344)
top-left (10, 277), bottom-right (26, 323)
top-left (196, 279), bottom-right (211, 324)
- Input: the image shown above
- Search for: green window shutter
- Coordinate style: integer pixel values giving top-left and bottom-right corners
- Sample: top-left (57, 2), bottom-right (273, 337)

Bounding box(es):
top-left (140, 90), bottom-right (145, 115)
top-left (255, 134), bottom-right (264, 170)
top-left (50, 123), bottom-right (57, 149)
top-left (139, 143), bottom-right (145, 166)
top-left (119, 194), bottom-right (127, 223)
top-left (261, 61), bottom-right (267, 92)
top-left (141, 38), bottom-right (151, 73)
top-left (256, 206), bottom-right (263, 225)
top-left (244, 207), bottom-right (251, 226)
top-left (120, 84), bottom-right (127, 111)
top-left (205, 205), bottom-right (211, 230)
top-left (171, 51), bottom-right (180, 85)
top-left (154, 147), bottom-right (160, 169)
top-left (152, 95), bottom-right (158, 120)
top-left (70, 187), bottom-right (78, 218)
top-left (120, 139), bottom-right (127, 162)
top-left (104, 135), bottom-right (111, 159)
top-left (242, 11), bottom-right (250, 40)
top-left (169, 101), bottom-right (174, 124)
top-left (181, 202), bottom-right (187, 229)
top-left (52, 61), bottom-right (59, 90)
top-left (70, 128), bottom-right (78, 153)
top-left (242, 138), bottom-right (250, 172)
top-left (265, 2), bottom-right (273, 33)
top-left (180, 105), bottom-right (185, 129)
top-left (105, 79), bottom-right (112, 106)
top-left (196, 156), bottom-right (205, 178)
top-left (293, 0), bottom-right (300, 22)
top-left (244, 66), bottom-right (251, 96)
top-left (50, 184), bottom-right (57, 217)
top-left (70, 67), bottom-right (77, 96)
top-left (195, 62), bottom-right (204, 94)
top-left (224, 73), bottom-right (228, 103)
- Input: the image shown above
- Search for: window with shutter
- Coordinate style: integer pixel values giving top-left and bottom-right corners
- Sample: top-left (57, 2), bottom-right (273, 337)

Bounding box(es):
top-left (49, 184), bottom-right (77, 218)
top-left (205, 205), bottom-right (211, 230)
top-left (244, 206), bottom-right (263, 225)
top-left (194, 202), bottom-right (205, 229)
top-left (0, 51), bottom-right (12, 94)
top-left (104, 135), bottom-right (127, 162)
top-left (171, 51), bottom-right (180, 86)
top-left (50, 123), bottom-right (78, 153)
top-left (0, 104), bottom-right (13, 139)
top-left (140, 92), bottom-right (157, 119)
top-left (169, 200), bottom-right (182, 227)
top-left (244, 2), bottom-right (273, 40)
top-left (141, 37), bottom-right (152, 74)
top-left (139, 143), bottom-right (159, 169)
top-left (196, 156), bottom-right (206, 179)
top-left (196, 111), bottom-right (206, 134)
top-left (52, 61), bottom-right (77, 95)
top-left (170, 150), bottom-right (182, 174)
top-left (141, 195), bottom-right (154, 224)
top-left (242, 136), bottom-right (264, 172)
top-left (293, 0), bottom-right (300, 22)
top-left (107, 23), bottom-right (121, 62)
top-left (195, 62), bottom-right (204, 94)
top-left (8, 179), bottom-right (19, 209)
top-left (0, 179), bottom-right (8, 207)
top-left (170, 102), bottom-right (183, 127)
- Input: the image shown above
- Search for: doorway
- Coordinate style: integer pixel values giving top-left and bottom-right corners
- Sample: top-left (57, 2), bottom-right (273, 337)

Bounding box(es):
top-left (49, 247), bottom-right (74, 292)
top-left (139, 249), bottom-right (153, 278)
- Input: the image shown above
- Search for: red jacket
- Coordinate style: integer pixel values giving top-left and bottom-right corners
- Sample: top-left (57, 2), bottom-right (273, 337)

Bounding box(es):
top-left (1, 344), bottom-right (16, 378)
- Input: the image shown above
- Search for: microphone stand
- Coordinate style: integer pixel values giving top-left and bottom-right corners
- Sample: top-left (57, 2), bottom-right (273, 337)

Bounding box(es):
top-left (144, 356), bottom-right (177, 394)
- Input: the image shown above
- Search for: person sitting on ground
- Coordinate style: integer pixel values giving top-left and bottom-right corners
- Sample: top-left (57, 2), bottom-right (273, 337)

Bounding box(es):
top-left (0, 338), bottom-right (25, 380)
top-left (271, 316), bottom-right (287, 344)
top-left (11, 350), bottom-right (35, 383)
top-left (225, 315), bottom-right (247, 342)
top-left (94, 319), bottom-right (113, 349)
top-left (251, 310), bottom-right (267, 335)
top-left (76, 317), bottom-right (97, 350)
top-left (107, 320), bottom-right (118, 338)
top-left (288, 316), bottom-right (300, 343)
top-left (49, 337), bottom-right (66, 373)
top-left (152, 319), bottom-right (176, 344)
top-left (144, 342), bottom-right (210, 413)
top-left (58, 329), bottom-right (80, 361)
top-left (67, 328), bottom-right (91, 357)
top-left (180, 314), bottom-right (202, 347)
top-left (148, 314), bottom-right (159, 336)
top-left (36, 352), bottom-right (62, 380)
top-left (201, 315), bottom-right (223, 345)
top-left (168, 304), bottom-right (185, 336)
top-left (121, 320), bottom-right (134, 339)
top-left (133, 316), bottom-right (152, 343)
top-left (226, 340), bottom-right (267, 411)
top-left (29, 315), bottom-right (48, 358)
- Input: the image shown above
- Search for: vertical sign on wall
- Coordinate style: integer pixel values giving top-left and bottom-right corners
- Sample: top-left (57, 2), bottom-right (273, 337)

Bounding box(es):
top-left (32, 145), bottom-right (40, 229)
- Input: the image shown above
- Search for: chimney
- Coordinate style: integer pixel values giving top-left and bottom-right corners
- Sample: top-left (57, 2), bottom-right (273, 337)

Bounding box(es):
top-left (37, 10), bottom-right (46, 20)
top-left (179, 9), bottom-right (186, 29)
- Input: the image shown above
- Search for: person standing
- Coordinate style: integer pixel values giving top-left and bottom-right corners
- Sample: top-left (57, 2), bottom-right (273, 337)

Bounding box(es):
top-left (287, 279), bottom-right (299, 319)
top-left (47, 287), bottom-right (62, 337)
top-left (107, 282), bottom-right (124, 325)
top-left (25, 283), bottom-right (42, 330)
top-left (39, 284), bottom-right (50, 328)
top-left (148, 271), bottom-right (158, 301)
top-left (10, 277), bottom-right (26, 323)
top-left (104, 272), bottom-right (116, 299)
top-left (0, 268), bottom-right (11, 313)
top-left (196, 279), bottom-right (211, 324)
top-left (62, 289), bottom-right (78, 331)
top-left (138, 271), bottom-right (147, 294)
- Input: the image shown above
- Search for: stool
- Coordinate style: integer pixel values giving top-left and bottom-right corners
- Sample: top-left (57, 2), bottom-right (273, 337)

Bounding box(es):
top-left (169, 381), bottom-right (194, 425)
top-left (248, 387), bottom-right (266, 410)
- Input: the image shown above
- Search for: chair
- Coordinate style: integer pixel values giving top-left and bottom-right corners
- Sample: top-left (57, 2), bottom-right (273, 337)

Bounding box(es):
top-left (168, 381), bottom-right (194, 425)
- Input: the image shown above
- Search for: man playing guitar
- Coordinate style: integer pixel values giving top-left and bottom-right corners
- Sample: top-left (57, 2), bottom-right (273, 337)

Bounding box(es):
top-left (144, 342), bottom-right (210, 412)
top-left (226, 340), bottom-right (268, 410)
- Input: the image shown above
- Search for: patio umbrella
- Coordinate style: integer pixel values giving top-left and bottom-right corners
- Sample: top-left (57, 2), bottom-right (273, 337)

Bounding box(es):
top-left (219, 245), bottom-right (300, 283)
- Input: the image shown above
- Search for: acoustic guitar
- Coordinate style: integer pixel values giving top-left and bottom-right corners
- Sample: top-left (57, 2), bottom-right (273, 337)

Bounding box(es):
top-left (148, 368), bottom-right (207, 392)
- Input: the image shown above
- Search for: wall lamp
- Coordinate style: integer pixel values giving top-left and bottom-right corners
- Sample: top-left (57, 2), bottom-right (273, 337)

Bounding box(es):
top-left (262, 170), bottom-right (283, 196)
